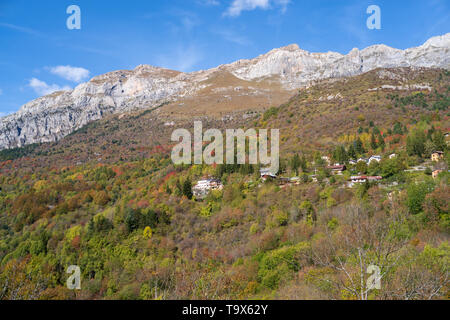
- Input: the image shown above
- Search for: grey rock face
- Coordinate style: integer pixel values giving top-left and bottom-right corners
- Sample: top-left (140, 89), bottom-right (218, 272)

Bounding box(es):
top-left (227, 33), bottom-right (450, 88)
top-left (0, 33), bottom-right (449, 150)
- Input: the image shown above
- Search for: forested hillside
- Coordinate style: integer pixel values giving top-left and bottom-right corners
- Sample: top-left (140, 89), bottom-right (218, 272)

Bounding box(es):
top-left (0, 68), bottom-right (448, 300)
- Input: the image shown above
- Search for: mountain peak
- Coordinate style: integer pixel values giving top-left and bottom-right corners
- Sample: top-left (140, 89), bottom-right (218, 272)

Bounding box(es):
top-left (422, 33), bottom-right (450, 48)
top-left (278, 44), bottom-right (300, 52)
top-left (0, 34), bottom-right (449, 150)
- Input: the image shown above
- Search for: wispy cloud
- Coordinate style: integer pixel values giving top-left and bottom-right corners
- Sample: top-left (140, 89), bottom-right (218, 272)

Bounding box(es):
top-left (49, 65), bottom-right (90, 83)
top-left (167, 9), bottom-right (201, 33)
top-left (224, 0), bottom-right (290, 17)
top-left (1, 22), bottom-right (112, 57)
top-left (336, 3), bottom-right (371, 50)
top-left (155, 45), bottom-right (203, 72)
top-left (214, 29), bottom-right (251, 45)
top-left (0, 88), bottom-right (3, 96)
top-left (28, 78), bottom-right (71, 96)
top-left (197, 0), bottom-right (220, 6)
top-left (0, 22), bottom-right (47, 38)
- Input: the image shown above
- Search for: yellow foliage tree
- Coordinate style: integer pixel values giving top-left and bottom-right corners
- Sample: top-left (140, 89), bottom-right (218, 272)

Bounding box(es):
top-left (33, 180), bottom-right (47, 191)
top-left (143, 226), bottom-right (152, 239)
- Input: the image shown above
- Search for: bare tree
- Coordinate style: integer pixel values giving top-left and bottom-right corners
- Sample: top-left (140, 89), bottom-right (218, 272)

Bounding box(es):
top-left (0, 258), bottom-right (48, 300)
top-left (309, 204), bottom-right (410, 300)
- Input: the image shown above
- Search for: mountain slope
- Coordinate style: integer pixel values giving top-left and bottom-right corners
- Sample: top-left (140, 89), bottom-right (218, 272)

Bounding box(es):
top-left (0, 33), bottom-right (449, 150)
top-left (1, 66), bottom-right (448, 172)
top-left (0, 68), bottom-right (448, 301)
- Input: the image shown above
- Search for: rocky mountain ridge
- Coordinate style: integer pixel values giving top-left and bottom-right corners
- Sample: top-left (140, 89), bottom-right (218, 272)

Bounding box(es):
top-left (0, 33), bottom-right (449, 150)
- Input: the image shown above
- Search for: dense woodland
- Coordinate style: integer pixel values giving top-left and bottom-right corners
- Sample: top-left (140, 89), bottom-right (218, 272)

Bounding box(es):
top-left (0, 68), bottom-right (448, 300)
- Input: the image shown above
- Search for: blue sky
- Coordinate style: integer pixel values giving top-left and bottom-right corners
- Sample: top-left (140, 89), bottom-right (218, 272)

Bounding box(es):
top-left (0, 0), bottom-right (449, 115)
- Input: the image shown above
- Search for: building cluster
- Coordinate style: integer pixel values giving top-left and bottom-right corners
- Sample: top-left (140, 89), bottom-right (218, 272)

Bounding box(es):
top-left (431, 151), bottom-right (444, 162)
top-left (192, 178), bottom-right (223, 199)
top-left (326, 164), bottom-right (346, 175)
top-left (260, 168), bottom-right (301, 187)
top-left (192, 151), bottom-right (447, 195)
top-left (348, 155), bottom-right (382, 165)
top-left (348, 175), bottom-right (383, 187)
top-left (260, 168), bottom-right (278, 181)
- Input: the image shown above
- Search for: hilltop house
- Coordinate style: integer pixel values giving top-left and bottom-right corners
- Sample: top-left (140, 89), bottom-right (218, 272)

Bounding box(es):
top-left (348, 175), bottom-right (382, 187)
top-left (327, 164), bottom-right (346, 175)
top-left (193, 178), bottom-right (223, 198)
top-left (432, 170), bottom-right (443, 179)
top-left (357, 157), bottom-right (368, 164)
top-left (260, 168), bottom-right (277, 181)
top-left (321, 156), bottom-right (331, 165)
top-left (354, 156), bottom-right (381, 165)
top-left (431, 151), bottom-right (444, 162)
top-left (289, 176), bottom-right (301, 184)
top-left (368, 155), bottom-right (382, 164)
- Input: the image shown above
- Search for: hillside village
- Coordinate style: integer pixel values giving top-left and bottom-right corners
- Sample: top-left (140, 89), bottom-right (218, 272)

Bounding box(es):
top-left (193, 147), bottom-right (448, 199)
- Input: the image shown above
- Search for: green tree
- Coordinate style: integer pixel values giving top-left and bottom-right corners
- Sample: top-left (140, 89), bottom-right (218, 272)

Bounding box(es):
top-left (406, 128), bottom-right (426, 157)
top-left (370, 133), bottom-right (378, 150)
top-left (347, 144), bottom-right (357, 160)
top-left (393, 122), bottom-right (403, 135)
top-left (353, 138), bottom-right (365, 155)
top-left (333, 145), bottom-right (348, 164)
top-left (432, 130), bottom-right (446, 151)
top-left (381, 158), bottom-right (403, 178)
top-left (378, 133), bottom-right (385, 151)
top-left (300, 155), bottom-right (308, 172)
top-left (356, 161), bottom-right (368, 174)
top-left (407, 181), bottom-right (435, 215)
top-left (125, 208), bottom-right (141, 233)
top-left (182, 178), bottom-right (193, 200)
top-left (424, 140), bottom-right (437, 158)
top-left (290, 154), bottom-right (301, 175)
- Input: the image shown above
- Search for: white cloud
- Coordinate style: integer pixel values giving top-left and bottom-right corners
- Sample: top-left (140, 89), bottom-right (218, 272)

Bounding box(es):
top-left (49, 65), bottom-right (90, 82)
top-left (197, 0), bottom-right (220, 5)
top-left (28, 78), bottom-right (71, 96)
top-left (225, 0), bottom-right (289, 17)
top-left (0, 88), bottom-right (3, 96)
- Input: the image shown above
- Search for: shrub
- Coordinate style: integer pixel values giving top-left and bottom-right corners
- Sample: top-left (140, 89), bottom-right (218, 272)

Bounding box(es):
top-left (93, 191), bottom-right (110, 206)
top-left (407, 181), bottom-right (435, 215)
top-left (258, 243), bottom-right (308, 289)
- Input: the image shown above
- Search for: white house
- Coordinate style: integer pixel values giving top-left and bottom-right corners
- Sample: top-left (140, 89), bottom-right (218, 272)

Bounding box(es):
top-left (321, 156), bottom-right (331, 165)
top-left (193, 179), bottom-right (223, 198)
top-left (348, 175), bottom-right (382, 187)
top-left (357, 158), bottom-right (368, 164)
top-left (260, 168), bottom-right (277, 180)
top-left (327, 164), bottom-right (346, 175)
top-left (368, 155), bottom-right (382, 164)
